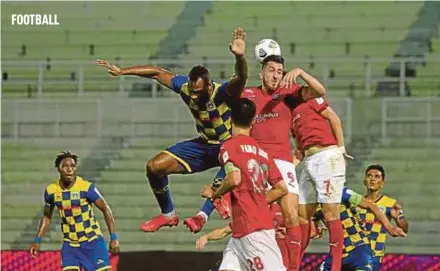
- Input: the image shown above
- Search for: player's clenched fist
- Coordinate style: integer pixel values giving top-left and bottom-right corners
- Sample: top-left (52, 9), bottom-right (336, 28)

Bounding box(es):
top-left (29, 243), bottom-right (40, 258)
top-left (109, 239), bottom-right (120, 254)
top-left (95, 59), bottom-right (123, 76)
top-left (229, 27), bottom-right (247, 57)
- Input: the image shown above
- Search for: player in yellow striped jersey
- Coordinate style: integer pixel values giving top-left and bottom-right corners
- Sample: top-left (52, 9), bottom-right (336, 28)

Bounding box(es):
top-left (96, 28), bottom-right (248, 233)
top-left (356, 165), bottom-right (409, 271)
top-left (30, 151), bottom-right (119, 271)
top-left (311, 187), bottom-right (406, 271)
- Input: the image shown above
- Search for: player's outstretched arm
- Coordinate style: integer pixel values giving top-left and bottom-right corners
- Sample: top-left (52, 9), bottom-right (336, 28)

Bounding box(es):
top-left (226, 28), bottom-right (248, 97)
top-left (281, 68), bottom-right (326, 100)
top-left (30, 204), bottom-right (54, 258)
top-left (94, 198), bottom-right (120, 254)
top-left (195, 224), bottom-right (232, 250)
top-left (95, 59), bottom-right (176, 89)
top-left (320, 105), bottom-right (353, 160)
top-left (391, 202), bottom-right (409, 234)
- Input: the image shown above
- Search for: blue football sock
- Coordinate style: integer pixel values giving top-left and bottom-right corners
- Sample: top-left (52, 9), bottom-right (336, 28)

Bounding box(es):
top-left (148, 174), bottom-right (174, 214)
top-left (200, 199), bottom-right (216, 217)
top-left (200, 168), bottom-right (225, 217)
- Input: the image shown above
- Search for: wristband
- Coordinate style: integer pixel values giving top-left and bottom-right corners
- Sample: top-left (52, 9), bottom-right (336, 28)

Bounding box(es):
top-left (34, 237), bottom-right (41, 243)
top-left (110, 233), bottom-right (118, 241)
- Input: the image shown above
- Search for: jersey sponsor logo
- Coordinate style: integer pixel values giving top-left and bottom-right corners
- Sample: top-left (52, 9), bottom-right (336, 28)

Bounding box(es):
top-left (254, 112), bottom-right (279, 123)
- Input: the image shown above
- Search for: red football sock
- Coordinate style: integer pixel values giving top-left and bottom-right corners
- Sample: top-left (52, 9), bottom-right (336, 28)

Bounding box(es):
top-left (299, 223), bottom-right (311, 261)
top-left (276, 238), bottom-right (289, 268)
top-left (327, 219), bottom-right (343, 271)
top-left (285, 225), bottom-right (302, 271)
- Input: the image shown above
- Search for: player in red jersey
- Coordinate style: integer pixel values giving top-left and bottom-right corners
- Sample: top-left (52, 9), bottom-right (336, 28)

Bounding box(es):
top-left (200, 98), bottom-right (288, 271)
top-left (286, 95), bottom-right (352, 271)
top-left (186, 54), bottom-right (326, 271)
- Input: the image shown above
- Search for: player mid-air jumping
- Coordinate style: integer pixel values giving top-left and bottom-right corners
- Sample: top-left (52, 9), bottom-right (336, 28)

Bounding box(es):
top-left (96, 28), bottom-right (248, 232)
top-left (200, 98), bottom-right (287, 271)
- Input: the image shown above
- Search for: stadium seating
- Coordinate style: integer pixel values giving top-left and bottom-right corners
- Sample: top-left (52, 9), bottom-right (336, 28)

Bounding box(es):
top-left (408, 37), bottom-right (440, 96)
top-left (176, 1), bottom-right (423, 97)
top-left (1, 1), bottom-right (185, 95)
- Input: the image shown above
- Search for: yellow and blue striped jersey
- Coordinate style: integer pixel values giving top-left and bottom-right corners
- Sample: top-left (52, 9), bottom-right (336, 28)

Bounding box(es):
top-left (355, 194), bottom-right (396, 261)
top-left (44, 176), bottom-right (103, 245)
top-left (314, 187), bottom-right (370, 258)
top-left (171, 75), bottom-right (232, 144)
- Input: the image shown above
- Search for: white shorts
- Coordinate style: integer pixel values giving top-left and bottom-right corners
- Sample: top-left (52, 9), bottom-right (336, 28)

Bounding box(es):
top-left (273, 159), bottom-right (299, 195)
top-left (219, 229), bottom-right (286, 271)
top-left (297, 147), bottom-right (345, 204)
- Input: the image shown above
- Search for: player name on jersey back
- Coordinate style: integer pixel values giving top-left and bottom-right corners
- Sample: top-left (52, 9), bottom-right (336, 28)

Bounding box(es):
top-left (240, 144), bottom-right (268, 159)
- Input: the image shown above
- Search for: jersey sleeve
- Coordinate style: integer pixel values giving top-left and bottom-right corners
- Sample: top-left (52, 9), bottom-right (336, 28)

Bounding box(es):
top-left (309, 97), bottom-right (329, 113)
top-left (219, 142), bottom-right (240, 171)
top-left (86, 184), bottom-right (103, 203)
top-left (170, 75), bottom-right (188, 94)
top-left (342, 187), bottom-right (363, 205)
top-left (267, 157), bottom-right (283, 186)
top-left (44, 188), bottom-right (54, 206)
top-left (213, 81), bottom-right (231, 103)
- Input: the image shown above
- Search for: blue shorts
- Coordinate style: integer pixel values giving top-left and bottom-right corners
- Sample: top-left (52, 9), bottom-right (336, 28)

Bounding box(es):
top-left (164, 137), bottom-right (225, 178)
top-left (61, 236), bottom-right (110, 271)
top-left (320, 244), bottom-right (373, 271)
top-left (371, 256), bottom-right (381, 271)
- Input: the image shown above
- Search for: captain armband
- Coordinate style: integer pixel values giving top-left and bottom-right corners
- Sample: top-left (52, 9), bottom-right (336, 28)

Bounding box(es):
top-left (224, 162), bottom-right (239, 175)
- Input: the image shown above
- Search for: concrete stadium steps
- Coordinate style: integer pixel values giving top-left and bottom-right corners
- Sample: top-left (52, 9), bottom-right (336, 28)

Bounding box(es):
top-left (2, 1), bottom-right (185, 94)
top-left (176, 1), bottom-right (421, 96)
top-left (370, 148), bottom-right (440, 160)
top-left (408, 38), bottom-right (440, 95)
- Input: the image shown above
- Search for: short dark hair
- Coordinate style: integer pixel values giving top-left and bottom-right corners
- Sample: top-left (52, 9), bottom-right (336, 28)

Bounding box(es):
top-left (230, 98), bottom-right (256, 127)
top-left (365, 164), bottom-right (385, 180)
top-left (262, 55), bottom-right (285, 69)
top-left (54, 151), bottom-right (78, 168)
top-left (188, 65), bottom-right (211, 86)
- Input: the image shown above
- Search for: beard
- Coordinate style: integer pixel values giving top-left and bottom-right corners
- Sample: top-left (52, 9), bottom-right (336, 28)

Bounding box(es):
top-left (196, 91), bottom-right (210, 107)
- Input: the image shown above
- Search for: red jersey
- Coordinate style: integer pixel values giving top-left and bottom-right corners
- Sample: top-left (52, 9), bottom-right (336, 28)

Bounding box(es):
top-left (219, 135), bottom-right (283, 238)
top-left (290, 97), bottom-right (337, 151)
top-left (241, 85), bottom-right (302, 162)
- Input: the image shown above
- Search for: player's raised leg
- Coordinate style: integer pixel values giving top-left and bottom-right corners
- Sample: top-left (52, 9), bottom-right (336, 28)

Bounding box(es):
top-left (141, 138), bottom-right (222, 232)
top-left (184, 168), bottom-right (227, 233)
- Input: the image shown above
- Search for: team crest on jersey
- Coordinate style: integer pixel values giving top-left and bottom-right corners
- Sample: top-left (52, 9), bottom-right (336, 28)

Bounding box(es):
top-left (71, 192), bottom-right (79, 200)
top-left (378, 206), bottom-right (386, 213)
top-left (272, 94), bottom-right (280, 100)
top-left (207, 101), bottom-right (215, 111)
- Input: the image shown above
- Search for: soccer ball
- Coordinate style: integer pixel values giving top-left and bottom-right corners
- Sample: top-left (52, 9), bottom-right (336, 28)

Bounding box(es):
top-left (254, 39), bottom-right (281, 63)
